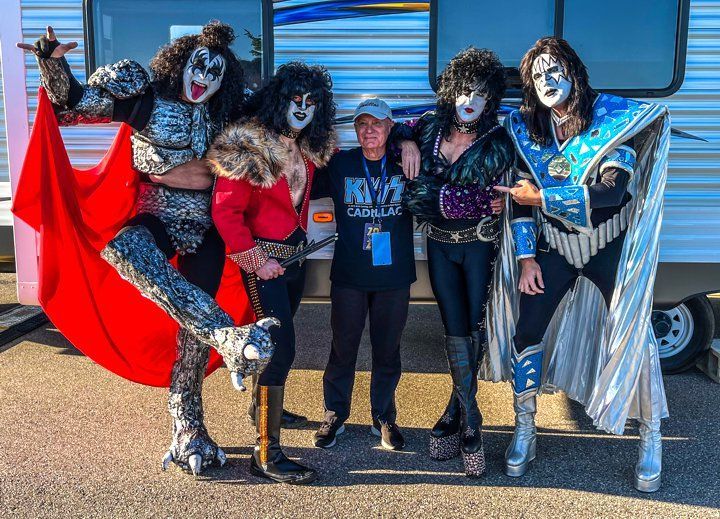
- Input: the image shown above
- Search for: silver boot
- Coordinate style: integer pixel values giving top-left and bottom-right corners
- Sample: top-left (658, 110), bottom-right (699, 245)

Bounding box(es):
top-left (101, 225), bottom-right (278, 385)
top-left (505, 343), bottom-right (543, 477)
top-left (505, 391), bottom-right (537, 477)
top-left (634, 419), bottom-right (662, 492)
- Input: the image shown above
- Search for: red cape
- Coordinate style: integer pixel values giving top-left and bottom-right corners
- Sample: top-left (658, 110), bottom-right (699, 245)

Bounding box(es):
top-left (12, 89), bottom-right (255, 387)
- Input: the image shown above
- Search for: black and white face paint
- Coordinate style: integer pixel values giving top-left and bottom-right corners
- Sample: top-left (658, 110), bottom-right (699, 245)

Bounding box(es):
top-left (183, 46), bottom-right (226, 104)
top-left (286, 93), bottom-right (316, 132)
top-left (532, 53), bottom-right (572, 109)
top-left (455, 81), bottom-right (487, 124)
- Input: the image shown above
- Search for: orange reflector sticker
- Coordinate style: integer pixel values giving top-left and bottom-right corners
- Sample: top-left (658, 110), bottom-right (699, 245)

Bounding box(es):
top-left (313, 212), bottom-right (334, 223)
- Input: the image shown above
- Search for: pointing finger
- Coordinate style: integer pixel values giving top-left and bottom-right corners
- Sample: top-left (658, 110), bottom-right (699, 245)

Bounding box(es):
top-left (493, 186), bottom-right (512, 194)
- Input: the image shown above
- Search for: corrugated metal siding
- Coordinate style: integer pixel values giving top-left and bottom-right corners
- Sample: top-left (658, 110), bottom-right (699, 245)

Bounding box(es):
top-left (21, 0), bottom-right (119, 169)
top-left (8, 0), bottom-right (720, 263)
top-left (651, 0), bottom-right (720, 262)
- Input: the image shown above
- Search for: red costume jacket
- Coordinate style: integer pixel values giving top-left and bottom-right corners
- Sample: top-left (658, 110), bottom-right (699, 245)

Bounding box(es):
top-left (208, 119), bottom-right (334, 272)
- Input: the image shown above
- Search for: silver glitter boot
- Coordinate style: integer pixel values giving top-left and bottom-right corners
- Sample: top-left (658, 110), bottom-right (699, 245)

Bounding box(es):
top-left (101, 225), bottom-right (278, 386)
top-left (634, 419), bottom-right (662, 493)
top-left (505, 343), bottom-right (543, 477)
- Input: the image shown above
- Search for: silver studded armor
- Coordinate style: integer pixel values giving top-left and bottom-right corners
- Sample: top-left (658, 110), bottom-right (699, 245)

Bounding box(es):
top-left (38, 57), bottom-right (219, 254)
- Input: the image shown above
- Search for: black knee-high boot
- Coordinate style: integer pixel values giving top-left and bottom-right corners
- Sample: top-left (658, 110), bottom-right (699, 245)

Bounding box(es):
top-left (247, 375), bottom-right (308, 429)
top-left (445, 335), bottom-right (485, 477)
top-left (250, 385), bottom-right (317, 484)
top-left (429, 331), bottom-right (484, 462)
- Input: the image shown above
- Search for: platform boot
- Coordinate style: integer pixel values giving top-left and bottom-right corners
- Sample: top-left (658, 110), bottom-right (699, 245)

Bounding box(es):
top-left (505, 343), bottom-right (543, 477)
top-left (429, 331), bottom-right (483, 461)
top-left (445, 335), bottom-right (485, 477)
top-left (634, 418), bottom-right (662, 492)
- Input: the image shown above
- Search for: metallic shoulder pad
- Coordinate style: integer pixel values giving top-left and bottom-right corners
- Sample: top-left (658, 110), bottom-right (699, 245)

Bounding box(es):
top-left (87, 59), bottom-right (150, 99)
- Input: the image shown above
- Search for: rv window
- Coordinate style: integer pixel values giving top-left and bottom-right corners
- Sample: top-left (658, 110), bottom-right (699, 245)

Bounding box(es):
top-left (84, 0), bottom-right (272, 90)
top-left (429, 0), bottom-right (690, 97)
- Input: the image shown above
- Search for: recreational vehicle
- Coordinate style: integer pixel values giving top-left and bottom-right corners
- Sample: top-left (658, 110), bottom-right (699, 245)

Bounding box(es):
top-left (0, 0), bottom-right (718, 373)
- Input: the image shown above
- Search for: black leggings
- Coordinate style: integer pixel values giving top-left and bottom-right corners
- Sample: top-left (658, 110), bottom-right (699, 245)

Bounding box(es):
top-left (513, 231), bottom-right (626, 352)
top-left (123, 212), bottom-right (225, 297)
top-left (241, 230), bottom-right (307, 386)
top-left (427, 237), bottom-right (497, 338)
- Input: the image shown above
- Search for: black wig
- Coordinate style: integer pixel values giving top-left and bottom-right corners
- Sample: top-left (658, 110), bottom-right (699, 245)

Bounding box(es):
top-left (436, 47), bottom-right (506, 138)
top-left (519, 37), bottom-right (597, 144)
top-left (244, 61), bottom-right (336, 155)
top-left (149, 20), bottom-right (246, 125)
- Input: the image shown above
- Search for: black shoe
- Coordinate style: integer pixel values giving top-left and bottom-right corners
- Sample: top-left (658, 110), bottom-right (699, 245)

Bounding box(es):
top-left (371, 420), bottom-right (405, 451)
top-left (251, 385), bottom-right (317, 485)
top-left (313, 413), bottom-right (346, 449)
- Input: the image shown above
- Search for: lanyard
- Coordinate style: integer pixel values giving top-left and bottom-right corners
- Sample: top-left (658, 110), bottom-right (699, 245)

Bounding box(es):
top-left (361, 155), bottom-right (387, 211)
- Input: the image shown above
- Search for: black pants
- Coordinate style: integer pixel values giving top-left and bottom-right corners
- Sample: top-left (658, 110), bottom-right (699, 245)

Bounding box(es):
top-left (241, 230), bottom-right (307, 386)
top-left (514, 231), bottom-right (626, 352)
top-left (323, 284), bottom-right (410, 423)
top-left (427, 238), bottom-right (497, 337)
top-left (124, 212), bottom-right (225, 297)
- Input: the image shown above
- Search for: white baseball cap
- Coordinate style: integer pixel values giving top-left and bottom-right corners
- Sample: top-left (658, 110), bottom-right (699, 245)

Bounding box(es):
top-left (353, 97), bottom-right (393, 121)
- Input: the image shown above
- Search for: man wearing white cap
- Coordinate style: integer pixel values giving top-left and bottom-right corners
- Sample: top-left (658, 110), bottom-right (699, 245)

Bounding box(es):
top-left (311, 97), bottom-right (417, 451)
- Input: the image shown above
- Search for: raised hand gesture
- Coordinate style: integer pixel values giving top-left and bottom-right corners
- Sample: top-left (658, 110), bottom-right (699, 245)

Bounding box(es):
top-left (16, 26), bottom-right (78, 59)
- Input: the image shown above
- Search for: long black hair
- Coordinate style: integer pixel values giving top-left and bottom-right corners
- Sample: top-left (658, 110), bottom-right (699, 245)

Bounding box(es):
top-left (436, 47), bottom-right (506, 138)
top-left (519, 37), bottom-right (597, 144)
top-left (244, 61), bottom-right (336, 155)
top-left (149, 20), bottom-right (246, 125)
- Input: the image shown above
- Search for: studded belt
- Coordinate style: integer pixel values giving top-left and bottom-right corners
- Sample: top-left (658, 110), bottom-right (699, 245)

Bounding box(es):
top-left (256, 240), bottom-right (306, 263)
top-left (427, 216), bottom-right (499, 244)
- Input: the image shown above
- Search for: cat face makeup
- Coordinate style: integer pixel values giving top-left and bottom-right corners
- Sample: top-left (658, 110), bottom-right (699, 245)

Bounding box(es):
top-left (286, 92), bottom-right (316, 131)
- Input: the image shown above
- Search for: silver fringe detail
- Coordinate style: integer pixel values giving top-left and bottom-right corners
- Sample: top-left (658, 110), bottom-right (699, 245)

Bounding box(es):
top-left (482, 103), bottom-right (670, 435)
top-left (132, 98), bottom-right (215, 176)
top-left (37, 57), bottom-right (70, 107)
top-left (166, 329), bottom-right (222, 473)
top-left (100, 225), bottom-right (275, 378)
top-left (135, 183), bottom-right (212, 255)
top-left (541, 206), bottom-right (630, 269)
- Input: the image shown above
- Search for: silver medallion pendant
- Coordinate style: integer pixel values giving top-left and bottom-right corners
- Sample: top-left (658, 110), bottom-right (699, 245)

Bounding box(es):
top-left (547, 154), bottom-right (572, 181)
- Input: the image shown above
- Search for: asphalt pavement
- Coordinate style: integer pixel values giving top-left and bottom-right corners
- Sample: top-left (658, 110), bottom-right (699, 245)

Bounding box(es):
top-left (1, 274), bottom-right (719, 518)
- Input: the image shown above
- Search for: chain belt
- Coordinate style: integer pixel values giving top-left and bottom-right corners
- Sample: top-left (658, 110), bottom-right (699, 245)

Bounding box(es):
top-left (427, 216), bottom-right (499, 244)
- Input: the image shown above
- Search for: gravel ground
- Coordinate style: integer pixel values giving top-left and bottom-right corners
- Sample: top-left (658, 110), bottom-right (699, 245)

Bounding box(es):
top-left (0, 276), bottom-right (719, 518)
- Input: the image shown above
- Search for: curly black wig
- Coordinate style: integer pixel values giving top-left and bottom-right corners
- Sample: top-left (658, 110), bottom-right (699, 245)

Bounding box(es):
top-left (519, 37), bottom-right (597, 144)
top-left (436, 47), bottom-right (506, 138)
top-left (149, 20), bottom-right (246, 125)
top-left (244, 61), bottom-right (336, 155)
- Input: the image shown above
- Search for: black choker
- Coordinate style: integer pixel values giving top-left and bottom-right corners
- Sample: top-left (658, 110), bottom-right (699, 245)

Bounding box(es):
top-left (452, 115), bottom-right (481, 134)
top-left (280, 127), bottom-right (300, 139)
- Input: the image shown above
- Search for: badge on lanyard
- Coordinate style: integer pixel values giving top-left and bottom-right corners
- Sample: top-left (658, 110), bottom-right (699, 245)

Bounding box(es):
top-left (360, 155), bottom-right (391, 265)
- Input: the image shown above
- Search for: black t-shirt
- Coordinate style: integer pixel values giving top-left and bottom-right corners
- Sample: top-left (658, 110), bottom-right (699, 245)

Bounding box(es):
top-left (313, 148), bottom-right (416, 291)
